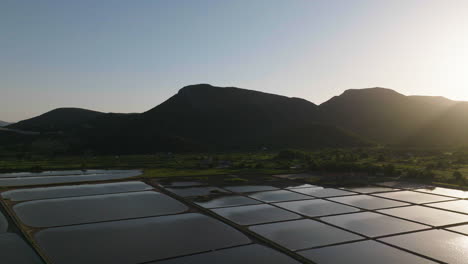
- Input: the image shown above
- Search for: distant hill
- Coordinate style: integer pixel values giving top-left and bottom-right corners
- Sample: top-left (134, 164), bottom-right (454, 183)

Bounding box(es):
top-left (80, 84), bottom-right (367, 153)
top-left (138, 84), bottom-right (364, 150)
top-left (0, 121), bottom-right (10, 127)
top-left (7, 84), bottom-right (468, 154)
top-left (3, 84), bottom-right (367, 153)
top-left (8, 108), bottom-right (104, 132)
top-left (318, 88), bottom-right (463, 146)
top-left (402, 101), bottom-right (468, 147)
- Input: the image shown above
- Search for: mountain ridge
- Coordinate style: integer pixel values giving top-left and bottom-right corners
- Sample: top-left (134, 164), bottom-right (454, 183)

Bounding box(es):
top-left (0, 121), bottom-right (11, 127)
top-left (4, 85), bottom-right (468, 153)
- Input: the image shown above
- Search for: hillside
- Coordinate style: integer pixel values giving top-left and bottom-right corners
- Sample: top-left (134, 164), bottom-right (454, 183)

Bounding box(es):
top-left (2, 84), bottom-right (367, 154)
top-left (402, 101), bottom-right (468, 147)
top-left (8, 108), bottom-right (104, 132)
top-left (7, 84), bottom-right (468, 153)
top-left (80, 84), bottom-right (367, 153)
top-left (318, 88), bottom-right (461, 146)
top-left (0, 121), bottom-right (10, 127)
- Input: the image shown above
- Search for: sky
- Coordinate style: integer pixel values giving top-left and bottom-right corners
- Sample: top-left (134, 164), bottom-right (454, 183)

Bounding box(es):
top-left (1, 0), bottom-right (468, 122)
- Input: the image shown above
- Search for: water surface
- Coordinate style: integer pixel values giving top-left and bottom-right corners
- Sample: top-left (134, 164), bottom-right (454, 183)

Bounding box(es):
top-left (35, 213), bottom-right (251, 264)
top-left (0, 211), bottom-right (7, 233)
top-left (414, 187), bottom-right (468, 198)
top-left (321, 212), bottom-right (428, 237)
top-left (166, 187), bottom-right (228, 197)
top-left (426, 200), bottom-right (468, 214)
top-left (374, 191), bottom-right (454, 204)
top-left (195, 195), bottom-right (260, 208)
top-left (212, 204), bottom-right (301, 225)
top-left (342, 186), bottom-right (399, 194)
top-left (447, 224), bottom-right (468, 235)
top-left (378, 206), bottom-right (468, 226)
top-left (250, 219), bottom-right (363, 250)
top-left (154, 244), bottom-right (301, 264)
top-left (2, 181), bottom-right (152, 201)
top-left (0, 171), bottom-right (142, 187)
top-left (248, 190), bottom-right (312, 203)
top-left (291, 188), bottom-right (355, 198)
top-left (0, 170), bottom-right (137, 178)
top-left (380, 230), bottom-right (468, 264)
top-left (224, 185), bottom-right (279, 193)
top-left (14, 191), bottom-right (188, 227)
top-left (300, 240), bottom-right (435, 264)
top-left (329, 195), bottom-right (409, 210)
top-left (0, 233), bottom-right (44, 264)
top-left (275, 199), bottom-right (359, 217)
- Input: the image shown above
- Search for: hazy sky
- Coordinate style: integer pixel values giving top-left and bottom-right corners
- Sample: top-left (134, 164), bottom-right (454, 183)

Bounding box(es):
top-left (2, 0), bottom-right (468, 122)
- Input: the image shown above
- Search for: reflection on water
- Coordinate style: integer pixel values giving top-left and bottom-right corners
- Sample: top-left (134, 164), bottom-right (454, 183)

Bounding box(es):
top-left (291, 188), bottom-right (355, 198)
top-left (212, 204), bottom-right (301, 225)
top-left (0, 170), bottom-right (136, 178)
top-left (2, 181), bottom-right (153, 201)
top-left (275, 199), bottom-right (360, 217)
top-left (195, 195), bottom-right (260, 208)
top-left (224, 185), bottom-right (279, 193)
top-left (427, 200), bottom-right (468, 214)
top-left (250, 219), bottom-right (363, 250)
top-left (415, 187), bottom-right (468, 198)
top-left (374, 191), bottom-right (454, 204)
top-left (35, 213), bottom-right (250, 264)
top-left (0, 211), bottom-right (7, 233)
top-left (380, 230), bottom-right (468, 264)
top-left (378, 206), bottom-right (468, 226)
top-left (300, 240), bottom-right (436, 264)
top-left (166, 186), bottom-right (228, 197)
top-left (329, 195), bottom-right (409, 210)
top-left (14, 191), bottom-right (188, 228)
top-left (321, 211), bottom-right (428, 237)
top-left (155, 244), bottom-right (301, 264)
top-left (248, 190), bottom-right (312, 203)
top-left (0, 233), bottom-right (44, 264)
top-left (0, 170), bottom-right (142, 187)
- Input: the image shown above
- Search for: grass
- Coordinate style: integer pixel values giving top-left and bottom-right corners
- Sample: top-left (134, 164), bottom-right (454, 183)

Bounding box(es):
top-left (1, 148), bottom-right (467, 187)
top-left (139, 167), bottom-right (304, 178)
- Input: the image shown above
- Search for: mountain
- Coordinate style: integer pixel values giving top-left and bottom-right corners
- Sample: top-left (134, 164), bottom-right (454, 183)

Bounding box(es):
top-left (3, 84), bottom-right (367, 154)
top-left (318, 87), bottom-right (463, 146)
top-left (0, 121), bottom-right (10, 127)
top-left (8, 108), bottom-right (104, 132)
top-left (402, 101), bottom-right (468, 147)
top-left (10, 84), bottom-right (468, 153)
top-left (81, 84), bottom-right (366, 153)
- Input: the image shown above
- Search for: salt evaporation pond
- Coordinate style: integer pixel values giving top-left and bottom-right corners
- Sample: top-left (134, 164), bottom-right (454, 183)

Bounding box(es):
top-left (0, 170), bottom-right (142, 187)
top-left (35, 213), bottom-right (251, 264)
top-left (321, 211), bottom-right (428, 237)
top-left (300, 240), bottom-right (436, 264)
top-left (2, 181), bottom-right (153, 201)
top-left (212, 204), bottom-right (301, 225)
top-left (155, 244), bottom-right (301, 264)
top-left (14, 191), bottom-right (188, 227)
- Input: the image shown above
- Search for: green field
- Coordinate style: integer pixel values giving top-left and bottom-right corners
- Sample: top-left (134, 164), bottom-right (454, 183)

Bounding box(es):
top-left (1, 148), bottom-right (467, 188)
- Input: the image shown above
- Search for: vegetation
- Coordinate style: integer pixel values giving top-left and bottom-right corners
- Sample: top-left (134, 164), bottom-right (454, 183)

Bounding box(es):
top-left (1, 147), bottom-right (467, 188)
top-left (2, 86), bottom-right (468, 189)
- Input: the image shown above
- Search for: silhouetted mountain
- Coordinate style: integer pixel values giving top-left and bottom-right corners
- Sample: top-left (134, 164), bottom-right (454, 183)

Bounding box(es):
top-left (8, 108), bottom-right (104, 132)
top-left (10, 84), bottom-right (468, 153)
top-left (81, 84), bottom-right (366, 153)
top-left (3, 84), bottom-right (367, 153)
top-left (0, 121), bottom-right (10, 127)
top-left (403, 101), bottom-right (468, 147)
top-left (319, 87), bottom-right (462, 146)
top-left (137, 84), bottom-right (364, 150)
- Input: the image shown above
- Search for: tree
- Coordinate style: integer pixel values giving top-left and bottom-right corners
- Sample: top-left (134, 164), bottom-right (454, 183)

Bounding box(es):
top-left (453, 171), bottom-right (464, 185)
